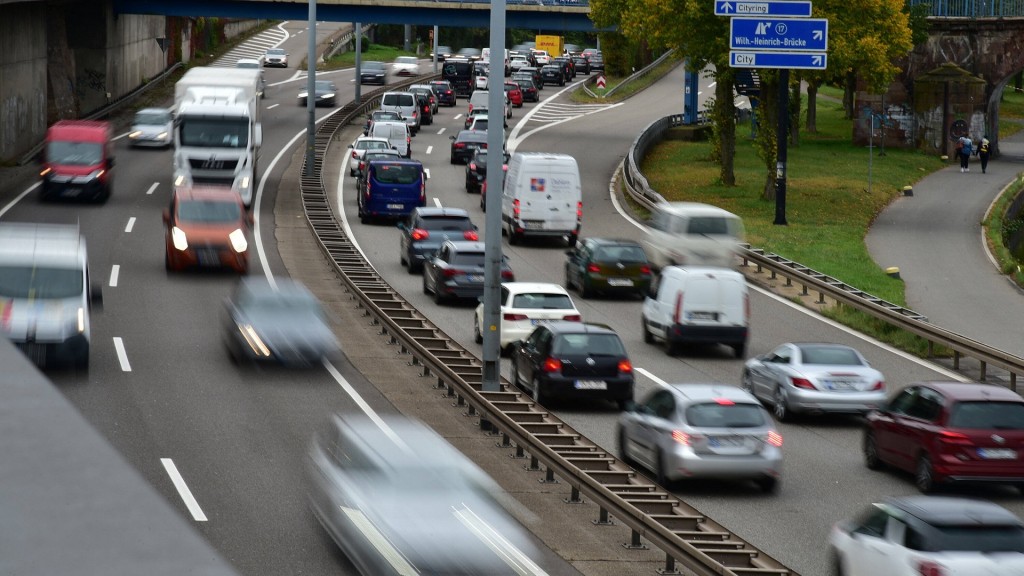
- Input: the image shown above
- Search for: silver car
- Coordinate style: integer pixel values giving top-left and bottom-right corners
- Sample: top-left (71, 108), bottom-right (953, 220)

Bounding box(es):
top-left (742, 342), bottom-right (886, 421)
top-left (128, 107), bottom-right (173, 148)
top-left (618, 384), bottom-right (782, 492)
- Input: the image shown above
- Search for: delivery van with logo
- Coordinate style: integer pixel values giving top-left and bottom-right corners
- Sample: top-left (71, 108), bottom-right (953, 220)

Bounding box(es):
top-left (501, 152), bottom-right (582, 246)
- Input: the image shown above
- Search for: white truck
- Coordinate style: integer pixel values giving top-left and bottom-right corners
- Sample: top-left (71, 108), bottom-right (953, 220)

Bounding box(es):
top-left (172, 67), bottom-right (263, 207)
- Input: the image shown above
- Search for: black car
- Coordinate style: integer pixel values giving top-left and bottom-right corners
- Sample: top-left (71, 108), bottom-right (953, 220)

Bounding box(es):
top-left (571, 55), bottom-right (591, 75)
top-left (410, 85), bottom-right (438, 115)
top-left (552, 57), bottom-right (575, 80)
top-left (509, 322), bottom-right (634, 409)
top-left (428, 80), bottom-right (457, 107)
top-left (588, 53), bottom-right (605, 72)
top-left (540, 65), bottom-right (565, 86)
top-left (298, 80), bottom-right (338, 107)
top-left (517, 67), bottom-right (543, 89)
top-left (363, 110), bottom-right (404, 136)
top-left (422, 240), bottom-right (515, 304)
top-left (398, 207), bottom-right (478, 273)
top-left (360, 61), bottom-right (387, 85)
top-left (514, 78), bottom-right (540, 102)
top-left (465, 148), bottom-right (510, 194)
top-left (412, 91), bottom-right (433, 125)
top-left (564, 237), bottom-right (653, 298)
top-left (449, 129), bottom-right (489, 164)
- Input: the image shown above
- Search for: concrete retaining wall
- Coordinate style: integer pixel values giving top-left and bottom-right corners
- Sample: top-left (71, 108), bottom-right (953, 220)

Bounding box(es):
top-left (0, 3), bottom-right (47, 163)
top-left (107, 13), bottom-right (167, 102)
top-left (224, 19), bottom-right (265, 40)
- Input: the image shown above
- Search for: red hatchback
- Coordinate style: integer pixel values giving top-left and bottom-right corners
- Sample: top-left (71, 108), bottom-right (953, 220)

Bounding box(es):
top-left (503, 82), bottom-right (523, 108)
top-left (864, 381), bottom-right (1024, 493)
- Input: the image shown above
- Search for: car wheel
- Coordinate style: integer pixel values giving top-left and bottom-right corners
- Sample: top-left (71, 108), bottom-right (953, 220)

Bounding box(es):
top-left (507, 222), bottom-right (520, 245)
top-left (450, 156), bottom-right (457, 165)
top-left (915, 454), bottom-right (937, 493)
top-left (473, 316), bottom-right (483, 344)
top-left (616, 398), bottom-right (631, 411)
top-left (732, 342), bottom-right (746, 358)
top-left (579, 279), bottom-right (592, 299)
top-left (863, 432), bottom-right (883, 470)
top-left (408, 260), bottom-right (421, 275)
top-left (617, 427), bottom-right (633, 465)
top-left (510, 354), bottom-right (522, 387)
top-left (655, 450), bottom-right (672, 488)
top-left (741, 370), bottom-right (755, 395)
top-left (641, 317), bottom-right (654, 344)
top-left (433, 284), bottom-right (446, 305)
top-left (773, 387), bottom-right (791, 422)
top-left (755, 476), bottom-right (778, 493)
top-left (832, 551), bottom-right (847, 576)
top-left (422, 274), bottom-right (431, 294)
top-left (564, 266), bottom-right (574, 291)
top-left (532, 376), bottom-right (547, 406)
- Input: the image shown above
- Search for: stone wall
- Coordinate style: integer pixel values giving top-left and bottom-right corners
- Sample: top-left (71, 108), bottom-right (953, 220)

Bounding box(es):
top-left (0, 2), bottom-right (47, 162)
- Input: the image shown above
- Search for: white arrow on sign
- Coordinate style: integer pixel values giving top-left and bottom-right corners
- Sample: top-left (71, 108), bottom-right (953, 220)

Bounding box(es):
top-left (719, 1), bottom-right (734, 12)
top-left (813, 30), bottom-right (823, 40)
top-left (812, 55), bottom-right (823, 65)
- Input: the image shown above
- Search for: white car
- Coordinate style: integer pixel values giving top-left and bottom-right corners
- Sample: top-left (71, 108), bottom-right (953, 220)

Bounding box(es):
top-left (128, 107), bottom-right (173, 148)
top-left (263, 47), bottom-right (288, 68)
top-left (346, 137), bottom-right (393, 176)
top-left (392, 56), bottom-right (420, 77)
top-left (829, 496), bottom-right (1024, 575)
top-left (474, 282), bottom-right (581, 352)
top-left (509, 57), bottom-right (530, 72)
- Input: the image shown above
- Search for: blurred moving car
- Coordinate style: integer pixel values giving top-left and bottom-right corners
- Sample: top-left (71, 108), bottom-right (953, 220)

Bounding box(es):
top-left (128, 107), bottom-right (173, 148)
top-left (363, 110), bottom-right (404, 136)
top-left (510, 321), bottom-right (634, 409)
top-left (449, 129), bottom-right (489, 165)
top-left (430, 45), bottom-right (454, 61)
top-left (40, 120), bottom-right (115, 203)
top-left (742, 342), bottom-right (886, 421)
top-left (392, 56), bottom-right (420, 77)
top-left (863, 381), bottom-right (1024, 493)
top-left (298, 80), bottom-right (338, 107)
top-left (163, 186), bottom-right (251, 273)
top-left (618, 384), bottom-right (783, 491)
top-left (222, 277), bottom-right (339, 367)
top-left (464, 148), bottom-right (509, 195)
top-left (263, 47), bottom-right (288, 67)
top-left (305, 414), bottom-right (543, 576)
top-left (398, 206), bottom-right (478, 273)
top-left (829, 496), bottom-right (1024, 575)
top-left (473, 281), bottom-right (581, 352)
top-left (359, 61), bottom-right (388, 85)
top-left (564, 238), bottom-right (652, 299)
top-left (643, 202), bottom-right (745, 269)
top-left (428, 80), bottom-right (457, 107)
top-left (456, 47), bottom-right (482, 61)
top-left (422, 240), bottom-right (514, 304)
top-left (347, 137), bottom-right (393, 177)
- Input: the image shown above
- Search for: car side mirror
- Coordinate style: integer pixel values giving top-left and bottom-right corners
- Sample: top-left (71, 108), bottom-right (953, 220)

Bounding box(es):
top-left (397, 222), bottom-right (406, 230)
top-left (449, 136), bottom-right (456, 141)
top-left (247, 213), bottom-right (255, 226)
top-left (162, 208), bottom-right (171, 225)
top-left (347, 144), bottom-right (354, 149)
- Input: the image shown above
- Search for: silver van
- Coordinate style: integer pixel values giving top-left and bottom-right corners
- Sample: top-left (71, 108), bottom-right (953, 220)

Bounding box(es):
top-left (379, 92), bottom-right (420, 135)
top-left (370, 121), bottom-right (411, 158)
top-left (643, 202), bottom-right (745, 269)
top-left (0, 223), bottom-right (102, 369)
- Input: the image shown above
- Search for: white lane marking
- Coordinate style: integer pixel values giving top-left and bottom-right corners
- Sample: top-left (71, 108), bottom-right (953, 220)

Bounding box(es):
top-left (507, 78), bottom-right (613, 152)
top-left (112, 337), bottom-right (132, 372)
top-left (145, 182), bottom-right (159, 195)
top-left (453, 505), bottom-right (549, 576)
top-left (267, 103), bottom-right (280, 110)
top-left (635, 367), bottom-right (669, 387)
top-left (425, 145), bottom-right (433, 155)
top-left (424, 168), bottom-right (431, 180)
top-left (125, 217), bottom-right (136, 233)
top-left (268, 68), bottom-right (349, 87)
top-left (337, 141), bottom-right (376, 272)
top-left (160, 458), bottom-right (208, 522)
top-left (437, 128), bottom-right (446, 135)
top-left (323, 360), bottom-right (406, 447)
top-left (109, 265), bottom-right (120, 287)
top-left (341, 507), bottom-right (419, 575)
top-left (111, 131), bottom-right (132, 141)
top-left (454, 114), bottom-right (463, 120)
top-left (0, 182), bottom-right (40, 218)
top-left (433, 197), bottom-right (442, 207)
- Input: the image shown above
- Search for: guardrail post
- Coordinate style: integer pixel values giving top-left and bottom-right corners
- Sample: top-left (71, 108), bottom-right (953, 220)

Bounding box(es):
top-left (526, 454), bottom-right (541, 471)
top-left (623, 529), bottom-right (648, 550)
top-left (513, 444), bottom-right (526, 459)
top-left (1012, 373), bottom-right (1017, 392)
top-left (953, 351), bottom-right (960, 370)
top-left (498, 432), bottom-right (512, 448)
top-left (564, 486), bottom-right (583, 504)
top-left (658, 554), bottom-right (682, 575)
top-left (541, 466), bottom-right (559, 484)
top-left (980, 361), bottom-right (987, 381)
top-left (817, 290), bottom-right (826, 304)
top-left (593, 507), bottom-right (614, 526)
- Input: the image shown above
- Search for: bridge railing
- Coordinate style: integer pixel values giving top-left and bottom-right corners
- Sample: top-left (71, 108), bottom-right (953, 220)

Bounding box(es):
top-left (910, 0), bottom-right (1024, 17)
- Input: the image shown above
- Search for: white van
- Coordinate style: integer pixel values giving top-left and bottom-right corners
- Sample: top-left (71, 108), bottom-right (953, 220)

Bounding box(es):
top-left (643, 202), bottom-right (745, 269)
top-left (370, 121), bottom-right (411, 158)
top-left (501, 152), bottom-right (582, 246)
top-left (640, 266), bottom-right (748, 357)
top-left (379, 92), bottom-right (419, 135)
top-left (0, 223), bottom-right (103, 369)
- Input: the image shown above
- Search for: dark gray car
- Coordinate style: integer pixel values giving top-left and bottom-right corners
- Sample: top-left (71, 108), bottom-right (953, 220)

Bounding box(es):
top-left (422, 240), bottom-right (515, 304)
top-left (398, 207), bottom-right (478, 273)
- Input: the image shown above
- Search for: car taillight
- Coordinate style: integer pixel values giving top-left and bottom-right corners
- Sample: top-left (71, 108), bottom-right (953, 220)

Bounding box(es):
top-left (463, 230), bottom-right (479, 240)
top-left (423, 104), bottom-right (430, 113)
top-left (351, 150), bottom-right (358, 158)
top-left (870, 380), bottom-right (885, 391)
top-left (767, 431), bottom-right (783, 447)
top-left (420, 178), bottom-right (426, 204)
top-left (442, 268), bottom-right (464, 277)
top-left (576, 201), bottom-right (583, 221)
top-left (917, 560), bottom-right (945, 576)
top-left (501, 270), bottom-right (515, 280)
top-left (504, 313), bottom-right (528, 321)
top-left (410, 228), bottom-right (429, 241)
top-left (673, 292), bottom-right (684, 324)
top-left (791, 377), bottom-right (815, 390)
top-left (563, 314), bottom-right (582, 321)
top-left (672, 430), bottom-right (691, 446)
top-left (365, 179), bottom-right (372, 199)
top-left (455, 143), bottom-right (466, 149)
top-left (468, 104), bottom-right (474, 113)
top-left (640, 265), bottom-right (652, 274)
top-left (469, 162), bottom-right (477, 171)
top-left (938, 430), bottom-right (973, 446)
top-left (586, 264), bottom-right (601, 273)
top-left (513, 198), bottom-right (521, 219)
top-left (618, 359), bottom-right (632, 374)
top-left (541, 357), bottom-right (561, 373)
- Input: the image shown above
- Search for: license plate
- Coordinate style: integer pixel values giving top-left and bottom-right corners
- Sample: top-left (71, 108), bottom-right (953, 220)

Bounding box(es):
top-left (825, 380), bottom-right (854, 390)
top-left (708, 436), bottom-right (746, 448)
top-left (607, 278), bottom-right (634, 287)
top-left (386, 203), bottom-right (403, 210)
top-left (468, 275), bottom-right (484, 282)
top-left (63, 187), bottom-right (81, 197)
top-left (688, 311), bottom-right (717, 321)
top-left (575, 380), bottom-right (607, 390)
top-left (197, 249), bottom-right (220, 266)
top-left (978, 448), bottom-right (1017, 460)
top-left (524, 221), bottom-right (544, 230)
top-left (530, 318), bottom-right (549, 325)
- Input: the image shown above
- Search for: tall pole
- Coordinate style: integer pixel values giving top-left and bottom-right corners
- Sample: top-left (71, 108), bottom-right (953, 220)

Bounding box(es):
top-left (354, 23), bottom-right (362, 104)
top-left (433, 25), bottom-right (439, 74)
top-left (303, 0), bottom-right (317, 178)
top-left (774, 69), bottom-right (789, 226)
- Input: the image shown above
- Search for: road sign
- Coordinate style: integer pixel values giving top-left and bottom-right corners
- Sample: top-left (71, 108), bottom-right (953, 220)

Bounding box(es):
top-left (730, 51), bottom-right (827, 70)
top-left (596, 75), bottom-right (606, 89)
top-left (730, 17), bottom-right (828, 51)
top-left (715, 0), bottom-right (813, 16)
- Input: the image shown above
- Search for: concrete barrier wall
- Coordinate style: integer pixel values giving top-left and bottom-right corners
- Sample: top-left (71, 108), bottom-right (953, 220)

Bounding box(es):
top-left (0, 3), bottom-right (47, 163)
top-left (107, 13), bottom-right (167, 101)
top-left (224, 19), bottom-right (265, 40)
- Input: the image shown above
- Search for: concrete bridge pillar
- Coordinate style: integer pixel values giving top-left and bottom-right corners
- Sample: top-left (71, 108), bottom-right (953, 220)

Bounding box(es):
top-left (0, 3), bottom-right (48, 163)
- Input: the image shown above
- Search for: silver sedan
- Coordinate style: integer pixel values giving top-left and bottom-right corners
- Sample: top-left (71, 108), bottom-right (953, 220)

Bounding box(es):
top-left (742, 342), bottom-right (886, 421)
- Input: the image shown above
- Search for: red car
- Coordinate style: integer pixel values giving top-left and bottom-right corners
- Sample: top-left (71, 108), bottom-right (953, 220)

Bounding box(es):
top-left (163, 186), bottom-right (252, 273)
top-left (864, 381), bottom-right (1024, 492)
top-left (503, 82), bottom-right (523, 108)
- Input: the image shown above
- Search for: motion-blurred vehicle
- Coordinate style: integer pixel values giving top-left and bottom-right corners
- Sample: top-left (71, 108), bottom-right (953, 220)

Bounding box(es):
top-left (163, 186), bottom-right (251, 273)
top-left (40, 120), bottom-right (115, 203)
top-left (742, 342), bottom-right (886, 421)
top-left (422, 240), bottom-right (514, 304)
top-left (234, 58), bottom-right (266, 98)
top-left (504, 82), bottom-right (524, 107)
top-left (263, 47), bottom-right (288, 67)
top-left (222, 277), bottom-right (339, 367)
top-left (564, 238), bottom-right (652, 299)
top-left (0, 223), bottom-right (102, 369)
top-left (618, 384), bottom-right (783, 491)
top-left (347, 137), bottom-right (393, 176)
top-left (456, 47), bottom-right (482, 61)
top-left (128, 107), bottom-right (173, 148)
top-left (510, 322), bottom-right (634, 409)
top-left (863, 381), bottom-right (1024, 493)
top-left (305, 414), bottom-right (543, 576)
top-left (357, 159), bottom-right (426, 224)
top-left (644, 202), bottom-right (745, 269)
top-left (359, 61), bottom-right (387, 85)
top-left (428, 80), bottom-right (457, 106)
top-left (429, 45), bottom-right (454, 61)
top-left (473, 282), bottom-right (580, 352)
top-left (363, 110), bottom-right (404, 136)
top-left (465, 148), bottom-right (509, 195)
top-left (353, 149), bottom-right (402, 182)
top-left (514, 78), bottom-right (540, 102)
top-left (298, 80), bottom-right (338, 107)
top-left (449, 129), bottom-right (489, 165)
top-left (392, 56), bottom-right (420, 77)
top-left (398, 207), bottom-right (478, 273)
top-left (829, 496), bottom-right (1024, 575)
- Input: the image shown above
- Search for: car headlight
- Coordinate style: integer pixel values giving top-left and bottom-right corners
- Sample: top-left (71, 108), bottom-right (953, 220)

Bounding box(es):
top-left (298, 92), bottom-right (308, 98)
top-left (129, 130), bottom-right (142, 139)
top-left (171, 226), bottom-right (188, 251)
top-left (77, 307), bottom-right (85, 333)
top-left (320, 93), bottom-right (335, 98)
top-left (72, 169), bottom-right (104, 184)
top-left (229, 228), bottom-right (248, 253)
top-left (236, 176), bottom-right (250, 191)
top-left (157, 132), bottom-right (168, 140)
top-left (239, 324), bottom-right (271, 357)
top-left (173, 172), bottom-right (192, 188)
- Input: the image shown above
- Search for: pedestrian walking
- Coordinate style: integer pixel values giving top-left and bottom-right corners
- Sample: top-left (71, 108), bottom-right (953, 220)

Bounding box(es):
top-left (977, 135), bottom-right (991, 173)
top-left (957, 135), bottom-right (973, 172)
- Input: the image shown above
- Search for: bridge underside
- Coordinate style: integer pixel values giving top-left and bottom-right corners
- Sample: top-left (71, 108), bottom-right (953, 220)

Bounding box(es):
top-left (113, 0), bottom-right (603, 31)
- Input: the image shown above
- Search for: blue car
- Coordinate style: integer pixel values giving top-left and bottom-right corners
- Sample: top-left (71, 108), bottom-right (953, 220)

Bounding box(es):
top-left (357, 159), bottom-right (426, 224)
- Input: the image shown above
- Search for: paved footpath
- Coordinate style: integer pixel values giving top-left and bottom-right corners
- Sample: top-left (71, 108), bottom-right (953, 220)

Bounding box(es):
top-left (867, 131), bottom-right (1024, 359)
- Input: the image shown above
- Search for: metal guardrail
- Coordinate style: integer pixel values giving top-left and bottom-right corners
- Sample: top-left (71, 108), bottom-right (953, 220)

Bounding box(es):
top-left (604, 50), bottom-right (677, 98)
top-left (296, 76), bottom-right (801, 576)
top-left (909, 0), bottom-right (1024, 17)
top-left (621, 116), bottom-right (1024, 390)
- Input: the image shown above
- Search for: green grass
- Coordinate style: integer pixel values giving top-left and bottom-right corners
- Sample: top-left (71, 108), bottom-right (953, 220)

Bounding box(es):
top-left (570, 55), bottom-right (683, 104)
top-left (314, 44), bottom-right (418, 70)
top-left (999, 89), bottom-right (1024, 137)
top-left (983, 175), bottom-right (1024, 281)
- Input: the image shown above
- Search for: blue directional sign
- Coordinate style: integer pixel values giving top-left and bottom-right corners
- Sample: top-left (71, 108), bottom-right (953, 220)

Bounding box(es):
top-left (715, 0), bottom-right (813, 17)
top-left (730, 17), bottom-right (828, 52)
top-left (730, 51), bottom-right (827, 70)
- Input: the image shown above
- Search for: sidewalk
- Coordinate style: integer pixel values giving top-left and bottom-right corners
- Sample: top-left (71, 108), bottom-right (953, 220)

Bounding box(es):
top-left (866, 130), bottom-right (1024, 358)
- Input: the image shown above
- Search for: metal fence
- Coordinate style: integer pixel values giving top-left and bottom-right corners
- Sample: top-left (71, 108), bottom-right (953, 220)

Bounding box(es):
top-left (909, 0), bottom-right (1024, 16)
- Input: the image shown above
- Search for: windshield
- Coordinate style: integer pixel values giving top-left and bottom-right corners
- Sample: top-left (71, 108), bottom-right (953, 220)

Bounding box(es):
top-left (420, 216), bottom-right (473, 231)
top-left (178, 118), bottom-right (249, 148)
top-left (315, 81), bottom-right (335, 92)
top-left (364, 62), bottom-right (385, 71)
top-left (266, 49), bottom-right (285, 56)
top-left (383, 94), bottom-right (415, 107)
top-left (46, 141), bottom-right (103, 166)
top-left (236, 61), bottom-right (259, 69)
top-left (357, 140), bottom-right (389, 151)
top-left (0, 265), bottom-right (83, 299)
top-left (511, 293), bottom-right (574, 309)
top-left (177, 200), bottom-right (241, 223)
top-left (683, 216), bottom-right (741, 236)
top-left (914, 525), bottom-right (1024, 553)
top-left (134, 111), bottom-right (171, 125)
top-left (799, 346), bottom-right (864, 365)
top-left (396, 57), bottom-right (417, 65)
top-left (552, 334), bottom-right (626, 356)
top-left (685, 403), bottom-right (767, 428)
top-left (451, 252), bottom-right (486, 267)
top-left (948, 401), bottom-right (1024, 430)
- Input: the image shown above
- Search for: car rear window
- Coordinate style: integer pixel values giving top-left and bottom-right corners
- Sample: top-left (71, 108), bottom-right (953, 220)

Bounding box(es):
top-left (372, 164), bottom-right (421, 184)
top-left (594, 245), bottom-right (647, 263)
top-left (685, 216), bottom-right (735, 235)
top-left (948, 401), bottom-right (1024, 429)
top-left (552, 334), bottom-right (625, 356)
top-left (383, 94), bottom-right (415, 107)
top-left (685, 403), bottom-right (766, 428)
top-left (418, 216), bottom-right (472, 231)
top-left (451, 251), bottom-right (486, 267)
top-left (511, 292), bottom-right (574, 309)
top-left (911, 525), bottom-right (1024, 553)
top-left (178, 200), bottom-right (241, 223)
top-left (798, 346), bottom-right (863, 365)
